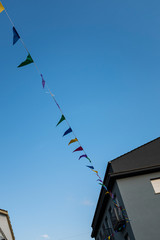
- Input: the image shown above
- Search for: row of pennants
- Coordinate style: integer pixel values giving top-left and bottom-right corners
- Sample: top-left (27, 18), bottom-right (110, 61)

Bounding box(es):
top-left (0, 2), bottom-right (129, 239)
top-left (0, 0), bottom-right (99, 176)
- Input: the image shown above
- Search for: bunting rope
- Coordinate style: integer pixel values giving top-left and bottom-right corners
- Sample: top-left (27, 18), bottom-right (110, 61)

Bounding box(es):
top-left (0, 2), bottom-right (129, 238)
top-left (2, 1), bottom-right (93, 168)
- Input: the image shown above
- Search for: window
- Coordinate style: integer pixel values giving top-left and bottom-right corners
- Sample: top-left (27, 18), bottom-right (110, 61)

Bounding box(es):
top-left (151, 178), bottom-right (160, 194)
top-left (109, 206), bottom-right (126, 232)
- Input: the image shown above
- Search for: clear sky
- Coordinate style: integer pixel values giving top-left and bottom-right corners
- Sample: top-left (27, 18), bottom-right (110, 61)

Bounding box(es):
top-left (0, 0), bottom-right (160, 240)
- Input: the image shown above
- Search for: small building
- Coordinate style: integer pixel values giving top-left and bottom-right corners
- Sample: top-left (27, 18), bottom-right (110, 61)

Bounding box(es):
top-left (0, 209), bottom-right (15, 240)
top-left (91, 137), bottom-right (160, 240)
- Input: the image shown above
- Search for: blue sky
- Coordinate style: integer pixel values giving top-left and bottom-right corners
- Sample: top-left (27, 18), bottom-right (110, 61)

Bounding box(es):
top-left (0, 0), bottom-right (160, 239)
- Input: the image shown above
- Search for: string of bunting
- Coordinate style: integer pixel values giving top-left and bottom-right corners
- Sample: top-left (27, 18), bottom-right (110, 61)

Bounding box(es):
top-left (0, 2), bottom-right (129, 239)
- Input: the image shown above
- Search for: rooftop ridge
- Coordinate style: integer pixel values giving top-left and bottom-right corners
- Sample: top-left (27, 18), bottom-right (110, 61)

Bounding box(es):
top-left (111, 136), bottom-right (160, 163)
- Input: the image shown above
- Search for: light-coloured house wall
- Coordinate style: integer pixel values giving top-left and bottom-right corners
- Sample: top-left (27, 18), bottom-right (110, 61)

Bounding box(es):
top-left (117, 171), bottom-right (160, 240)
top-left (0, 214), bottom-right (13, 240)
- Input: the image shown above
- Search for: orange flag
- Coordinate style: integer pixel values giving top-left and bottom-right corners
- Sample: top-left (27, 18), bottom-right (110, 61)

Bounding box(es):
top-left (0, 2), bottom-right (5, 13)
top-left (91, 169), bottom-right (98, 174)
top-left (68, 138), bottom-right (78, 145)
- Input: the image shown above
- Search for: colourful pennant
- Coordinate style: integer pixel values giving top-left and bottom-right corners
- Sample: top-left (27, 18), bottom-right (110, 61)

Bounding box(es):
top-left (105, 191), bottom-right (110, 195)
top-left (0, 2), bottom-right (4, 13)
top-left (99, 183), bottom-right (103, 186)
top-left (86, 165), bottom-right (94, 169)
top-left (86, 156), bottom-right (91, 163)
top-left (13, 27), bottom-right (20, 45)
top-left (68, 138), bottom-right (78, 145)
top-left (63, 127), bottom-right (72, 136)
top-left (109, 191), bottom-right (114, 199)
top-left (0, 3), bottom-right (132, 234)
top-left (91, 169), bottom-right (98, 174)
top-left (57, 115), bottom-right (65, 126)
top-left (79, 154), bottom-right (88, 160)
top-left (97, 179), bottom-right (103, 183)
top-left (99, 183), bottom-right (108, 191)
top-left (73, 146), bottom-right (83, 152)
top-left (41, 74), bottom-right (45, 88)
top-left (18, 53), bottom-right (33, 67)
top-left (96, 172), bottom-right (101, 179)
top-left (54, 99), bottom-right (61, 110)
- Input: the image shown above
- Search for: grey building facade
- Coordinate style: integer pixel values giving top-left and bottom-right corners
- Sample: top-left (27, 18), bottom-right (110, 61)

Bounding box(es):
top-left (91, 138), bottom-right (160, 240)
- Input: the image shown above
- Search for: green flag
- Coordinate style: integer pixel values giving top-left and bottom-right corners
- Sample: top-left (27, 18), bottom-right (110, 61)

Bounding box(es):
top-left (86, 156), bottom-right (92, 163)
top-left (18, 54), bottom-right (34, 67)
top-left (56, 115), bottom-right (65, 126)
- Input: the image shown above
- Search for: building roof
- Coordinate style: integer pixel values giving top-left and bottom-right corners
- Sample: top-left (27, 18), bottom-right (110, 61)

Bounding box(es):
top-left (91, 137), bottom-right (160, 238)
top-left (0, 209), bottom-right (15, 240)
top-left (110, 137), bottom-right (160, 174)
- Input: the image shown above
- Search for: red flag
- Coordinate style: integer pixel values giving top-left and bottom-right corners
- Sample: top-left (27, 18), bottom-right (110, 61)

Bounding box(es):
top-left (73, 146), bottom-right (83, 152)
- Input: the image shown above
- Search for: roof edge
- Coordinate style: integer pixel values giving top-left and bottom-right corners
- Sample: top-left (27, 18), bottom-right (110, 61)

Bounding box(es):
top-left (111, 137), bottom-right (160, 164)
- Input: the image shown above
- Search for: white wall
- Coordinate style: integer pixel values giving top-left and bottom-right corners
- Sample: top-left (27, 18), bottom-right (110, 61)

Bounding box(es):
top-left (0, 214), bottom-right (13, 240)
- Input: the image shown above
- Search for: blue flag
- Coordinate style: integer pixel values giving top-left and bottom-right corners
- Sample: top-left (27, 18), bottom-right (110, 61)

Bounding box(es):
top-left (13, 27), bottom-right (20, 45)
top-left (63, 127), bottom-right (72, 137)
top-left (86, 165), bottom-right (94, 170)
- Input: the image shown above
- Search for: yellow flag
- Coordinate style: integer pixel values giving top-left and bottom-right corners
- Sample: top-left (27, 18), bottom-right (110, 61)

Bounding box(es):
top-left (68, 138), bottom-right (78, 145)
top-left (91, 169), bottom-right (98, 174)
top-left (108, 237), bottom-right (111, 240)
top-left (0, 2), bottom-right (4, 13)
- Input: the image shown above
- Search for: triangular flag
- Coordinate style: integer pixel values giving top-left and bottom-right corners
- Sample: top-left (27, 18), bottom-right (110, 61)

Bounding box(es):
top-left (68, 138), bottom-right (78, 145)
top-left (41, 74), bottom-right (45, 88)
top-left (63, 127), bottom-right (72, 136)
top-left (91, 169), bottom-right (98, 174)
top-left (99, 183), bottom-right (105, 187)
top-left (97, 179), bottom-right (103, 183)
top-left (18, 54), bottom-right (34, 67)
top-left (99, 183), bottom-right (108, 191)
top-left (86, 165), bottom-right (94, 170)
top-left (13, 27), bottom-right (20, 45)
top-left (0, 2), bottom-right (4, 13)
top-left (105, 191), bottom-right (109, 195)
top-left (79, 154), bottom-right (88, 160)
top-left (73, 146), bottom-right (83, 152)
top-left (86, 156), bottom-right (91, 163)
top-left (57, 115), bottom-right (65, 126)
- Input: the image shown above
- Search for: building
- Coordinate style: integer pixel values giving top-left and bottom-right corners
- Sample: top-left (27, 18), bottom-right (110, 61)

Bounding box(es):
top-left (91, 137), bottom-right (160, 240)
top-left (0, 209), bottom-right (15, 240)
